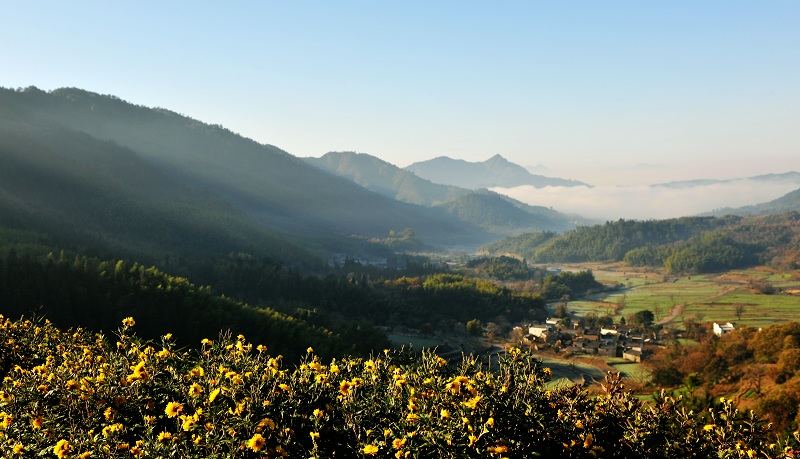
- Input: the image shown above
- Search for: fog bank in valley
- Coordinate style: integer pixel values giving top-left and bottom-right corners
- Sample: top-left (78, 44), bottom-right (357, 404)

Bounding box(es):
top-left (492, 179), bottom-right (800, 221)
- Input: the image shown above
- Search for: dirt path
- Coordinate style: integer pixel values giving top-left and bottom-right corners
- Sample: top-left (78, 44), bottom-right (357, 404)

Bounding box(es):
top-left (656, 285), bottom-right (737, 325)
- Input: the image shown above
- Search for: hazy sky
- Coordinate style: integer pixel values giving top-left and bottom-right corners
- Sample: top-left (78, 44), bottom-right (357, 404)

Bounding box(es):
top-left (3, 2), bottom-right (799, 186)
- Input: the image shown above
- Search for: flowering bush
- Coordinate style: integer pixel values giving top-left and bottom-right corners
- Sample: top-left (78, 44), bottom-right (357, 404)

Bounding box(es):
top-left (0, 315), bottom-right (790, 458)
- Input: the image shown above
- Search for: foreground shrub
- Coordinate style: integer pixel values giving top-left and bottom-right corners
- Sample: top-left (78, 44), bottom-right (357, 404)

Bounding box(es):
top-left (0, 315), bottom-right (790, 458)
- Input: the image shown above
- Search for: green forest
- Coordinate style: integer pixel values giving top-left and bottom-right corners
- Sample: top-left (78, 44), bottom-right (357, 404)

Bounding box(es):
top-left (483, 214), bottom-right (800, 273)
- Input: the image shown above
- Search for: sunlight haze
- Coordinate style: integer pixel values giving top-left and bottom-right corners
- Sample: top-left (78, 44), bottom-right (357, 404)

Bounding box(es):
top-left (3, 1), bottom-right (798, 188)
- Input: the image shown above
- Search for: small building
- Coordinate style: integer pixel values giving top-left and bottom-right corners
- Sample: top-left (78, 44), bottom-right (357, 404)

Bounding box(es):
top-left (623, 349), bottom-right (643, 362)
top-left (713, 322), bottom-right (735, 337)
top-left (529, 324), bottom-right (557, 343)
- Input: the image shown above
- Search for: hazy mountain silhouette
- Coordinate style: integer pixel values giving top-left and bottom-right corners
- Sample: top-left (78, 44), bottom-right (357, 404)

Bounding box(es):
top-left (305, 151), bottom-right (468, 206)
top-left (654, 172), bottom-right (800, 189)
top-left (404, 154), bottom-right (588, 189)
top-left (305, 151), bottom-right (578, 234)
top-left (702, 187), bottom-right (800, 217)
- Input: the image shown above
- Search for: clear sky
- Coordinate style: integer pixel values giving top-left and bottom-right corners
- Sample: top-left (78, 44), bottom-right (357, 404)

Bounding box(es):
top-left (3, 1), bottom-right (799, 186)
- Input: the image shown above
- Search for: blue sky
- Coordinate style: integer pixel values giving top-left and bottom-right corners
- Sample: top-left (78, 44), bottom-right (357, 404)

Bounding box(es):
top-left (3, 1), bottom-right (799, 185)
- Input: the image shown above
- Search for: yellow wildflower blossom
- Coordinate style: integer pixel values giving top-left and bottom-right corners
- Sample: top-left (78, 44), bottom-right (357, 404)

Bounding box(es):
top-left (363, 444), bottom-right (379, 455)
top-left (247, 433), bottom-right (266, 452)
top-left (53, 439), bottom-right (72, 458)
top-left (165, 401), bottom-right (183, 417)
top-left (188, 383), bottom-right (204, 397)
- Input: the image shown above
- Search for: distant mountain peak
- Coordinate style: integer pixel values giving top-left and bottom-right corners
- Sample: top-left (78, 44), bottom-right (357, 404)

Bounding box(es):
top-left (404, 156), bottom-right (588, 189)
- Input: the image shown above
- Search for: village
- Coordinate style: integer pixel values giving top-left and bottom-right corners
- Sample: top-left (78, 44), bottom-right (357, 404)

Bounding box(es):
top-left (519, 318), bottom-right (737, 363)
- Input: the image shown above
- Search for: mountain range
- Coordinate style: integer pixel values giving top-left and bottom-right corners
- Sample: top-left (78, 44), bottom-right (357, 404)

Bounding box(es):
top-left (0, 87), bottom-right (581, 265)
top-left (304, 151), bottom-right (581, 234)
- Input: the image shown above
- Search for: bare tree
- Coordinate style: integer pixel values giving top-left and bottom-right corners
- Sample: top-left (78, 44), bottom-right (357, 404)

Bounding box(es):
top-left (734, 303), bottom-right (746, 321)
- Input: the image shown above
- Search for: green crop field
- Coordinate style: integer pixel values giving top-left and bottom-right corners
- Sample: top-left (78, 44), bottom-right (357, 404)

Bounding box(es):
top-left (558, 264), bottom-right (800, 329)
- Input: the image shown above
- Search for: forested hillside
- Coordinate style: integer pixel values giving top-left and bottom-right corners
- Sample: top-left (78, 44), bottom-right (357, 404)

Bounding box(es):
top-left (435, 190), bottom-right (575, 234)
top-left (704, 187), bottom-right (800, 217)
top-left (483, 214), bottom-right (800, 273)
top-left (0, 86), bottom-right (497, 258)
top-left (0, 122), bottom-right (320, 266)
top-left (649, 321), bottom-right (800, 435)
top-left (0, 249), bottom-right (372, 361)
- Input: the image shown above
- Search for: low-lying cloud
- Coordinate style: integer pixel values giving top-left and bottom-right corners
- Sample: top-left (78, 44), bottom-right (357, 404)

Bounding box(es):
top-left (492, 179), bottom-right (800, 221)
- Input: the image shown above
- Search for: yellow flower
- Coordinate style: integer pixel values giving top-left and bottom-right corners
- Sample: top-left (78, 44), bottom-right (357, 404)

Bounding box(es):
top-left (31, 416), bottom-right (44, 429)
top-left (307, 347), bottom-right (314, 353)
top-left (393, 438), bottom-right (407, 449)
top-left (703, 424), bottom-right (715, 431)
top-left (575, 420), bottom-right (584, 429)
top-left (122, 317), bottom-right (135, 327)
top-left (406, 413), bottom-right (420, 423)
top-left (363, 444), bottom-right (379, 455)
top-left (53, 439), bottom-right (72, 458)
top-left (165, 401), bottom-right (183, 417)
top-left (340, 380), bottom-right (352, 395)
top-left (440, 409), bottom-right (450, 419)
top-left (102, 423), bottom-right (123, 437)
top-left (158, 431), bottom-right (172, 442)
top-left (12, 442), bottom-right (23, 454)
top-left (247, 433), bottom-right (266, 452)
top-left (462, 395), bottom-right (482, 409)
top-left (181, 415), bottom-right (196, 431)
top-left (188, 383), bottom-right (204, 398)
top-left (208, 388), bottom-right (221, 403)
top-left (257, 418), bottom-right (276, 431)
top-left (1, 412), bottom-right (13, 428)
top-left (313, 408), bottom-right (324, 418)
top-left (583, 433), bottom-right (594, 448)
top-left (486, 417), bottom-right (495, 428)
top-left (468, 435), bottom-right (478, 447)
top-left (488, 445), bottom-right (508, 454)
top-left (189, 366), bottom-right (205, 378)
top-left (310, 431), bottom-right (320, 440)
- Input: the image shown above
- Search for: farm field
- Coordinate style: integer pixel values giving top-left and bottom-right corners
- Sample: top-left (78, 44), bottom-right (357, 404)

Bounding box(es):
top-left (548, 263), bottom-right (800, 329)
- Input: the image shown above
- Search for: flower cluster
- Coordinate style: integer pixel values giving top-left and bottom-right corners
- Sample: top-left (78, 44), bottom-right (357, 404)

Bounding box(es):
top-left (0, 315), bottom-right (790, 458)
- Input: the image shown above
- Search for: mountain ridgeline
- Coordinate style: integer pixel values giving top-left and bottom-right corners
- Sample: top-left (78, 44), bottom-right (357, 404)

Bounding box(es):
top-left (305, 151), bottom-right (577, 234)
top-left (404, 154), bottom-right (588, 189)
top-left (0, 86), bottom-right (518, 262)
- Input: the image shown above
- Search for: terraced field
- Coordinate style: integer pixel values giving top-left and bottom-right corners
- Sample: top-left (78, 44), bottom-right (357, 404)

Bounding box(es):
top-left (550, 263), bottom-right (800, 329)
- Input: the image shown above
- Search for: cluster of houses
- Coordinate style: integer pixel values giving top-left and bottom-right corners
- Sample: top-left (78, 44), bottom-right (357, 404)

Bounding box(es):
top-left (522, 318), bottom-right (660, 362)
top-left (520, 319), bottom-right (738, 362)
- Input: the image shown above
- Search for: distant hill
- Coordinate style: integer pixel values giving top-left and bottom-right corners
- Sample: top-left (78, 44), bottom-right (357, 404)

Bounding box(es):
top-left (654, 172), bottom-right (800, 189)
top-left (0, 87), bottom-right (496, 259)
top-left (305, 151), bottom-right (577, 234)
top-left (434, 190), bottom-right (576, 234)
top-left (481, 213), bottom-right (800, 271)
top-left (404, 154), bottom-right (588, 189)
top-left (703, 187), bottom-right (800, 217)
top-left (304, 151), bottom-right (468, 206)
